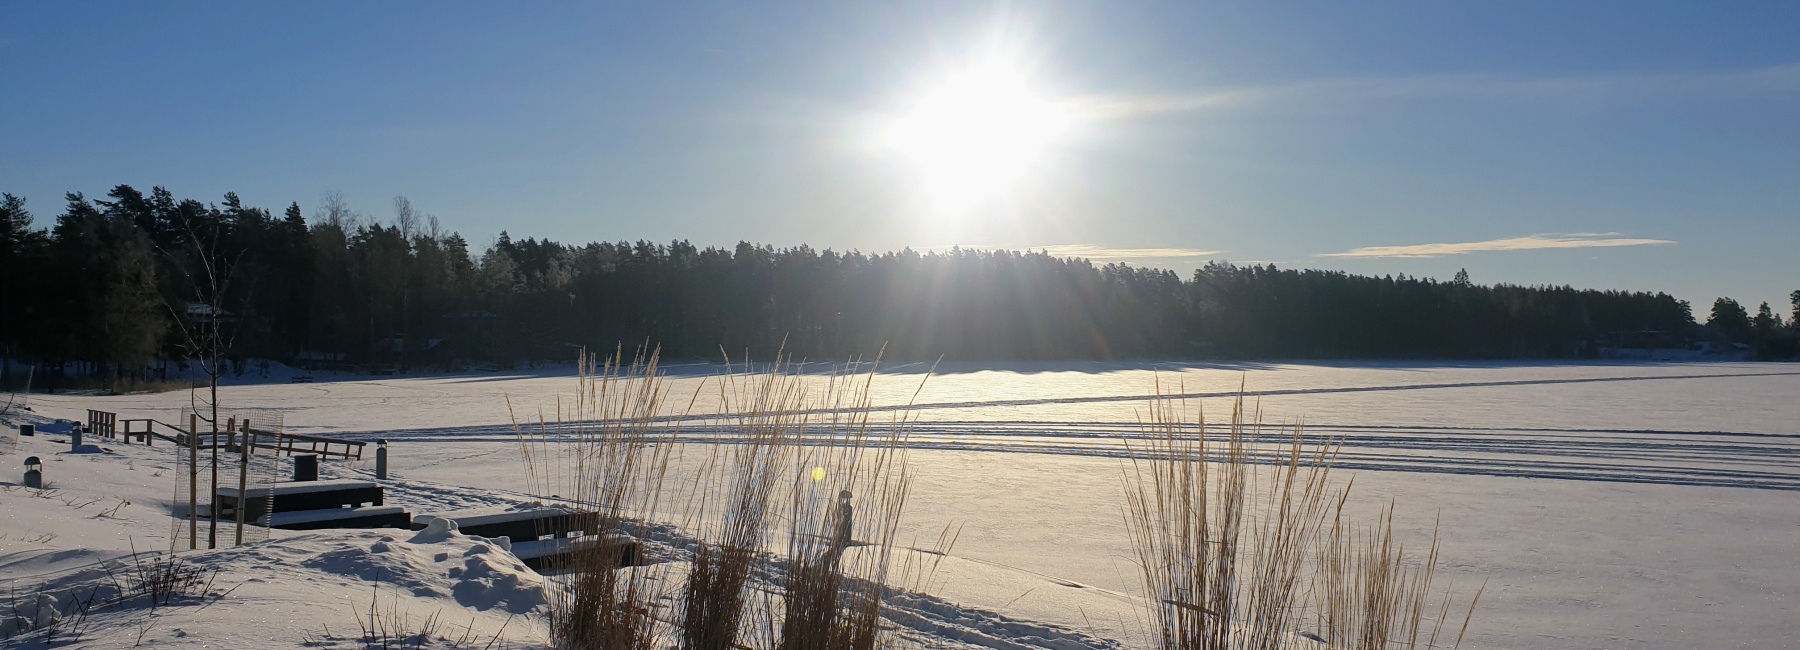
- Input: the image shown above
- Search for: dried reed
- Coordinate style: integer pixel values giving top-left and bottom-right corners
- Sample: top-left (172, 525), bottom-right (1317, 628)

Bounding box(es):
top-left (680, 349), bottom-right (839, 650)
top-left (1125, 384), bottom-right (1479, 649)
top-left (773, 355), bottom-right (920, 650)
top-left (519, 347), bottom-right (931, 650)
top-left (516, 346), bottom-right (678, 650)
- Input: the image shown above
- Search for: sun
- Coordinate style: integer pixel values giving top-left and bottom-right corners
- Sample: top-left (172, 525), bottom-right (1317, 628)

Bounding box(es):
top-left (879, 63), bottom-right (1072, 209)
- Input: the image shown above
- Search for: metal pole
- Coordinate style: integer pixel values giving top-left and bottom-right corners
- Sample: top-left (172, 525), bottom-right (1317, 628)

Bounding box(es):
top-left (188, 412), bottom-right (198, 550)
top-left (375, 439), bottom-right (388, 480)
top-left (234, 419), bottom-right (253, 546)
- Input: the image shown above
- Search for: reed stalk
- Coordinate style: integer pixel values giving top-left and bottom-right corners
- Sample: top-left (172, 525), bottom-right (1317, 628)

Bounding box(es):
top-left (1125, 383), bottom-right (1480, 649)
top-left (516, 346), bottom-right (676, 650)
top-left (678, 351), bottom-right (808, 650)
top-left (774, 355), bottom-right (918, 650)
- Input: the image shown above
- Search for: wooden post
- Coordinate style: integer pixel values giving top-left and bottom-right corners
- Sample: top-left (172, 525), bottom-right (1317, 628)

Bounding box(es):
top-left (234, 419), bottom-right (253, 546)
top-left (188, 412), bottom-right (198, 550)
top-left (209, 416), bottom-right (229, 549)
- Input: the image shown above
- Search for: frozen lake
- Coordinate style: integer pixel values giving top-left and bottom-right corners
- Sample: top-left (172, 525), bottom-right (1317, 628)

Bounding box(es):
top-left (21, 361), bottom-right (1800, 648)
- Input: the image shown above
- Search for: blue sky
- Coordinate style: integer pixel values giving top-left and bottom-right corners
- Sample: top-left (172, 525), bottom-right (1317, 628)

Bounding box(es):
top-left (3, 2), bottom-right (1796, 312)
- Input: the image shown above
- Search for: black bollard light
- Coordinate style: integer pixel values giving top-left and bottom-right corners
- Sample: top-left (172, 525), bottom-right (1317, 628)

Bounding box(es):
top-left (375, 439), bottom-right (389, 480)
top-left (834, 489), bottom-right (854, 551)
top-left (23, 456), bottom-right (42, 489)
top-left (17, 424), bottom-right (32, 437)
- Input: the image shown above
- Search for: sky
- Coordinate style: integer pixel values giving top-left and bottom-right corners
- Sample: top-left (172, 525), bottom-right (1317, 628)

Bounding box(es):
top-left (3, 2), bottom-right (1797, 312)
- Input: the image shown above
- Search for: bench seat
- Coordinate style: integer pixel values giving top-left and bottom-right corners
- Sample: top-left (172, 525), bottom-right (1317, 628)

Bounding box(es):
top-left (510, 533), bottom-right (639, 571)
top-left (411, 505), bottom-right (590, 542)
top-left (267, 505), bottom-right (411, 530)
top-left (218, 479), bottom-right (384, 522)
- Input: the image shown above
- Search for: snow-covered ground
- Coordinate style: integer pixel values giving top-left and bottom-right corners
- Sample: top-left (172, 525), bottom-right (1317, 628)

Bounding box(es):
top-left (4, 361), bottom-right (1798, 648)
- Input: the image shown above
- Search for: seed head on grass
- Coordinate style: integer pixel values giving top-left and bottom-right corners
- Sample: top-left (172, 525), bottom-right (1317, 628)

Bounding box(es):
top-left (1124, 381), bottom-right (1480, 650)
top-left (515, 345), bottom-right (678, 650)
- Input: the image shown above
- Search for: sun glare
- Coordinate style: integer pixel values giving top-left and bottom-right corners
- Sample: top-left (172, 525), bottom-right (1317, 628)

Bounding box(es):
top-left (880, 64), bottom-right (1072, 209)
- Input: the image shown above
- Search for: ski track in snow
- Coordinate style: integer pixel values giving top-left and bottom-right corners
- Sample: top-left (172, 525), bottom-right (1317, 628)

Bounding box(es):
top-left (346, 417), bottom-right (1800, 493)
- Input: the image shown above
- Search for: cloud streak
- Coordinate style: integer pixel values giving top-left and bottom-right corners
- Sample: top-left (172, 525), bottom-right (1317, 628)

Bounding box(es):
top-left (1070, 64), bottom-right (1800, 120)
top-left (1063, 90), bottom-right (1263, 120)
top-left (1035, 244), bottom-right (1225, 260)
top-left (1319, 233), bottom-right (1676, 259)
top-left (924, 244), bottom-right (1225, 261)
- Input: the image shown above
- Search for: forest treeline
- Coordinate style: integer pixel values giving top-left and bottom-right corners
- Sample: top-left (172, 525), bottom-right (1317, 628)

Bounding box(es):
top-left (2, 185), bottom-right (1797, 387)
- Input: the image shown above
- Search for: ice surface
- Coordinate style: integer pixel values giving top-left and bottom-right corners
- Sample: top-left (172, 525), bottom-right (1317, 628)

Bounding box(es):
top-left (5, 361), bottom-right (1797, 648)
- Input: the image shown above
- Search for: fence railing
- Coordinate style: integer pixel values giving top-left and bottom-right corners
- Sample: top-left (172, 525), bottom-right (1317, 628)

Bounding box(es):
top-left (86, 409), bottom-right (117, 438)
top-left (119, 418), bottom-right (186, 445)
top-left (111, 413), bottom-right (365, 460)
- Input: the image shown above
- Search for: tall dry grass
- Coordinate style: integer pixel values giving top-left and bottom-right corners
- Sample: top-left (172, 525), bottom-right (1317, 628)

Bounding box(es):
top-left (771, 357), bottom-right (918, 650)
top-left (520, 347), bottom-right (926, 650)
top-left (1125, 385), bottom-right (1480, 649)
top-left (516, 346), bottom-right (678, 650)
top-left (677, 353), bottom-right (808, 650)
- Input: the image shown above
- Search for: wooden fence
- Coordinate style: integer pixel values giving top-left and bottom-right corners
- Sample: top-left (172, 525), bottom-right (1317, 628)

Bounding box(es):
top-left (109, 411), bottom-right (365, 460)
top-left (86, 409), bottom-right (116, 438)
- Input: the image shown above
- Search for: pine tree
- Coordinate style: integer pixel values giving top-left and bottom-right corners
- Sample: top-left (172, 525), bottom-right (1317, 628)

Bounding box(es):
top-left (1, 194), bottom-right (49, 385)
top-left (1708, 298), bottom-right (1752, 343)
top-left (1753, 302), bottom-right (1778, 332)
top-left (47, 192), bottom-right (167, 385)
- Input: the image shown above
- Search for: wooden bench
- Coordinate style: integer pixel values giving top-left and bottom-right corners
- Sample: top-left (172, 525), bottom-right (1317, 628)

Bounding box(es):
top-left (510, 533), bottom-right (639, 571)
top-left (411, 506), bottom-right (641, 571)
top-left (216, 479), bottom-right (384, 523)
top-left (410, 506), bottom-right (592, 542)
top-left (267, 505), bottom-right (411, 531)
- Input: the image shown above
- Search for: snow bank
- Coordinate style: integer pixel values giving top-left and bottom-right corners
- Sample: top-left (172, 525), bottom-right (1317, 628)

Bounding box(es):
top-left (0, 427), bottom-right (550, 648)
top-left (1, 526), bottom-right (547, 647)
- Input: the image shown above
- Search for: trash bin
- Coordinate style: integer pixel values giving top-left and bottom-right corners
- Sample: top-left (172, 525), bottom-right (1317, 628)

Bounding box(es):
top-left (294, 454), bottom-right (319, 482)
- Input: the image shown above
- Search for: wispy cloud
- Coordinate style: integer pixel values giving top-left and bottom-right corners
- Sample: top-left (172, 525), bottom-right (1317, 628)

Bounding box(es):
top-left (1035, 244), bottom-right (1224, 260)
top-left (1319, 233), bottom-right (1676, 259)
top-left (1063, 90), bottom-right (1264, 120)
top-left (1070, 64), bottom-right (1800, 120)
top-left (922, 244), bottom-right (1224, 261)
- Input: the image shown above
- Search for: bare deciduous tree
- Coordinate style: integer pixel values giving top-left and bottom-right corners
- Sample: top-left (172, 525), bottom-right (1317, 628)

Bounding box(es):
top-left (158, 210), bottom-right (247, 550)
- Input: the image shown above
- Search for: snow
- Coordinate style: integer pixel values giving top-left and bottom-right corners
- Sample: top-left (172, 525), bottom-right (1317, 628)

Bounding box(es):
top-left (4, 360), bottom-right (1798, 648)
top-left (0, 433), bottom-right (547, 648)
